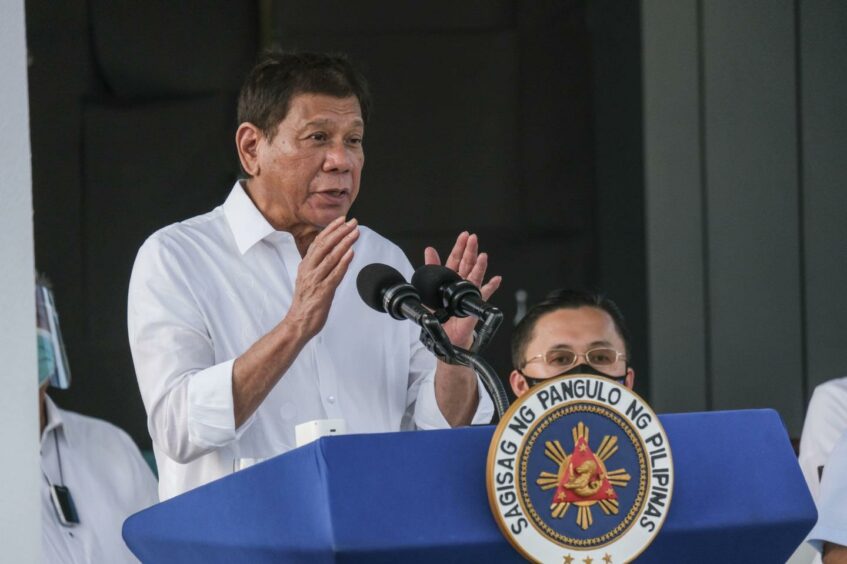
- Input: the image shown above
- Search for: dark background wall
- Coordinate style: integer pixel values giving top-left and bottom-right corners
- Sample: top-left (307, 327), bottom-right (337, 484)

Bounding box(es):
top-left (26, 0), bottom-right (646, 449)
top-left (643, 0), bottom-right (847, 435)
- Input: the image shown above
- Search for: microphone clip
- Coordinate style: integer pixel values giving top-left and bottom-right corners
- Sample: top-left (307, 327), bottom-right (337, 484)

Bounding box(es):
top-left (418, 316), bottom-right (459, 364)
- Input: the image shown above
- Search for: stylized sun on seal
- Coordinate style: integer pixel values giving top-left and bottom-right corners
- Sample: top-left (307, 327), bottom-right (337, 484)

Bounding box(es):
top-left (537, 421), bottom-right (632, 530)
top-left (487, 374), bottom-right (673, 563)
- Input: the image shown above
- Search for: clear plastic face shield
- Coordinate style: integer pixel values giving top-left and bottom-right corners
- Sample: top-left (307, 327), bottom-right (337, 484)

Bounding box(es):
top-left (35, 277), bottom-right (71, 389)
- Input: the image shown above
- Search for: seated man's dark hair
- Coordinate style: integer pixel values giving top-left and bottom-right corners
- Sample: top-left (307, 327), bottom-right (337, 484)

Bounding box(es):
top-left (237, 50), bottom-right (372, 141)
top-left (510, 289), bottom-right (632, 369)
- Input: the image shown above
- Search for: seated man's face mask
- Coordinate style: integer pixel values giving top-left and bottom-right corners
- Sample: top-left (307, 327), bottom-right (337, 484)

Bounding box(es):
top-left (35, 278), bottom-right (71, 389)
top-left (522, 363), bottom-right (628, 389)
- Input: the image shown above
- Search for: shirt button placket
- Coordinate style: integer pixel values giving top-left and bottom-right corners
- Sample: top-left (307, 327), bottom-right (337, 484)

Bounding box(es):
top-left (315, 335), bottom-right (341, 418)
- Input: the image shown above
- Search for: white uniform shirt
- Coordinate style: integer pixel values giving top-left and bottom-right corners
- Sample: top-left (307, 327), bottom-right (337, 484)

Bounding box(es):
top-left (128, 182), bottom-right (493, 500)
top-left (799, 376), bottom-right (847, 501)
top-left (41, 396), bottom-right (159, 564)
top-left (807, 429), bottom-right (847, 554)
top-left (795, 377), bottom-right (847, 564)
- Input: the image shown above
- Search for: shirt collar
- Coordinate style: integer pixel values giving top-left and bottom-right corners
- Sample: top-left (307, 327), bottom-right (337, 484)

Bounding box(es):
top-left (223, 180), bottom-right (278, 255)
top-left (42, 395), bottom-right (72, 448)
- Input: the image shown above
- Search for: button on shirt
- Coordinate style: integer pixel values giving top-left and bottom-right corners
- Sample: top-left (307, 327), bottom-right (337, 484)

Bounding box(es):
top-left (128, 181), bottom-right (493, 500)
top-left (41, 397), bottom-right (159, 564)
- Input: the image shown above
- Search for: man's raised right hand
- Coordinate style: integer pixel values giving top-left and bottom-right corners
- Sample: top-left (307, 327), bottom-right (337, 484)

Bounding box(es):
top-left (284, 216), bottom-right (359, 342)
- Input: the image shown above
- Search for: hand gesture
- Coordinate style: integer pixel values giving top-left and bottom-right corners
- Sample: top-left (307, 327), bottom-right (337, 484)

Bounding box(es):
top-left (424, 231), bottom-right (501, 349)
top-left (285, 217), bottom-right (359, 339)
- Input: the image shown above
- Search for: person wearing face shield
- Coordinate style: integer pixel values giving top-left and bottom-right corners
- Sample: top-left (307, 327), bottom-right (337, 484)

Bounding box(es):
top-left (508, 289), bottom-right (635, 398)
top-left (36, 277), bottom-right (158, 563)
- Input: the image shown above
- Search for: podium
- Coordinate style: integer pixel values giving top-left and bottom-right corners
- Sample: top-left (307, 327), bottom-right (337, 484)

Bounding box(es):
top-left (124, 410), bottom-right (816, 562)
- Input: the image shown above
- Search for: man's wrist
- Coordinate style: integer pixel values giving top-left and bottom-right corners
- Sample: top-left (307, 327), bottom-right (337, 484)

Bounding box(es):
top-left (278, 314), bottom-right (313, 350)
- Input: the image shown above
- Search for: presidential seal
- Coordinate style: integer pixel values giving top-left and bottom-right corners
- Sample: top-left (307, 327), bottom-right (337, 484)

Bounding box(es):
top-left (487, 374), bottom-right (673, 563)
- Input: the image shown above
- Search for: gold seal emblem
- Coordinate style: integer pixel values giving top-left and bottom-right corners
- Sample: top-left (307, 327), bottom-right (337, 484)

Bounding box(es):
top-left (538, 422), bottom-right (632, 529)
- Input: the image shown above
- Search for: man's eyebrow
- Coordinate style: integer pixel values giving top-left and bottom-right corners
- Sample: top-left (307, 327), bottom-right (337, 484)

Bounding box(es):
top-left (546, 341), bottom-right (613, 350)
top-left (301, 118), bottom-right (364, 128)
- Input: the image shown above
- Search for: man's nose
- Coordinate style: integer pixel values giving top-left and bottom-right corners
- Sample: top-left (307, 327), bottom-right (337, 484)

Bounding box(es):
top-left (323, 141), bottom-right (355, 172)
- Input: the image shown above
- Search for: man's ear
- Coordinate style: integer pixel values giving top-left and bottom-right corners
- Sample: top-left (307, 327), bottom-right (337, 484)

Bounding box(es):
top-left (625, 367), bottom-right (635, 390)
top-left (510, 370), bottom-right (529, 398)
top-left (235, 123), bottom-right (262, 176)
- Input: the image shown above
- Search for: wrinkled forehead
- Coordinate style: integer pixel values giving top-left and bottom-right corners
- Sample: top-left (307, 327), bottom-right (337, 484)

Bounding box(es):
top-left (526, 306), bottom-right (625, 353)
top-left (284, 93), bottom-right (364, 126)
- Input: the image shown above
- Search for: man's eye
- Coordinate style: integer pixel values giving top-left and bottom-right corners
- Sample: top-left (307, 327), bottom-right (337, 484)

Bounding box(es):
top-left (309, 132), bottom-right (328, 142)
top-left (548, 352), bottom-right (573, 366)
top-left (348, 137), bottom-right (363, 145)
top-left (589, 350), bottom-right (615, 364)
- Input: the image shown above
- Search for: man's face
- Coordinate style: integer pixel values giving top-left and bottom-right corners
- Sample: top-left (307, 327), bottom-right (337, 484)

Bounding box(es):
top-left (509, 306), bottom-right (634, 398)
top-left (250, 93), bottom-right (364, 231)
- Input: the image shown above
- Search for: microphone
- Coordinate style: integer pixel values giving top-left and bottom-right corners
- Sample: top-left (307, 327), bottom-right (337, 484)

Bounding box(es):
top-left (411, 265), bottom-right (499, 319)
top-left (359, 263), bottom-right (509, 420)
top-left (412, 264), bottom-right (503, 353)
top-left (356, 263), bottom-right (431, 324)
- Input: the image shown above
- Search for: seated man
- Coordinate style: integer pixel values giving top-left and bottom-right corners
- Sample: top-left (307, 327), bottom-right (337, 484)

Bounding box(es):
top-left (509, 289), bottom-right (634, 397)
top-left (807, 428), bottom-right (847, 563)
top-left (37, 278), bottom-right (158, 563)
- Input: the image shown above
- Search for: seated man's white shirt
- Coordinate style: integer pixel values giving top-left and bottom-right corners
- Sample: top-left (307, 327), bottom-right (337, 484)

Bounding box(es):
top-left (807, 428), bottom-right (847, 554)
top-left (128, 181), bottom-right (493, 500)
top-left (41, 397), bottom-right (159, 564)
top-left (799, 376), bottom-right (847, 501)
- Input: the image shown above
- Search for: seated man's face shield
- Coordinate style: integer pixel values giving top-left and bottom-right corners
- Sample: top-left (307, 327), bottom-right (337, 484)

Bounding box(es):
top-left (35, 278), bottom-right (71, 389)
top-left (518, 347), bottom-right (628, 388)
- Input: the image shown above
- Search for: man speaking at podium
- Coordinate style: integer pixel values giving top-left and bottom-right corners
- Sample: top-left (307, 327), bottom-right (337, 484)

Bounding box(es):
top-left (128, 51), bottom-right (497, 500)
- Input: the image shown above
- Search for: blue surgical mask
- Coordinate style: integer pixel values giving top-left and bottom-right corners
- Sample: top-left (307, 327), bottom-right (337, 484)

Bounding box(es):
top-left (37, 329), bottom-right (56, 387)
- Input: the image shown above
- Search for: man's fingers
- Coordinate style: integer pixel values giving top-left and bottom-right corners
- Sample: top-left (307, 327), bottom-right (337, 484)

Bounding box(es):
top-left (465, 249), bottom-right (487, 286)
top-left (445, 231), bottom-right (469, 271)
top-left (480, 275), bottom-right (502, 301)
top-left (458, 234), bottom-right (478, 278)
top-left (310, 226), bottom-right (359, 280)
top-left (305, 217), bottom-right (357, 265)
top-left (325, 247), bottom-right (355, 287)
top-left (424, 246), bottom-right (441, 266)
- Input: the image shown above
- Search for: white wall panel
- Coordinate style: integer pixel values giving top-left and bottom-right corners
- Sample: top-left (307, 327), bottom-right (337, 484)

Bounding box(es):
top-left (0, 0), bottom-right (41, 558)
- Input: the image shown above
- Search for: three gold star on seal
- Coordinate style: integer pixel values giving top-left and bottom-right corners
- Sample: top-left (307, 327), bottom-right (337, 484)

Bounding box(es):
top-left (562, 554), bottom-right (612, 564)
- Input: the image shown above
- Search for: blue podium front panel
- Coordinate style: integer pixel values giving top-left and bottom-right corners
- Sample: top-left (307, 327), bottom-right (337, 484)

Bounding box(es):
top-left (640, 410), bottom-right (816, 562)
top-left (123, 409), bottom-right (815, 563)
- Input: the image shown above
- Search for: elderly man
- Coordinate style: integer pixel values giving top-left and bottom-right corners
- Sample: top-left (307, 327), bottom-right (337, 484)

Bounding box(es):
top-left (508, 289), bottom-right (634, 398)
top-left (128, 51), bottom-right (498, 500)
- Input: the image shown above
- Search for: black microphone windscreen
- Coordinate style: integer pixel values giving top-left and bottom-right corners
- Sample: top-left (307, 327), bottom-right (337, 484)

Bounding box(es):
top-left (411, 265), bottom-right (461, 309)
top-left (357, 263), bottom-right (406, 313)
